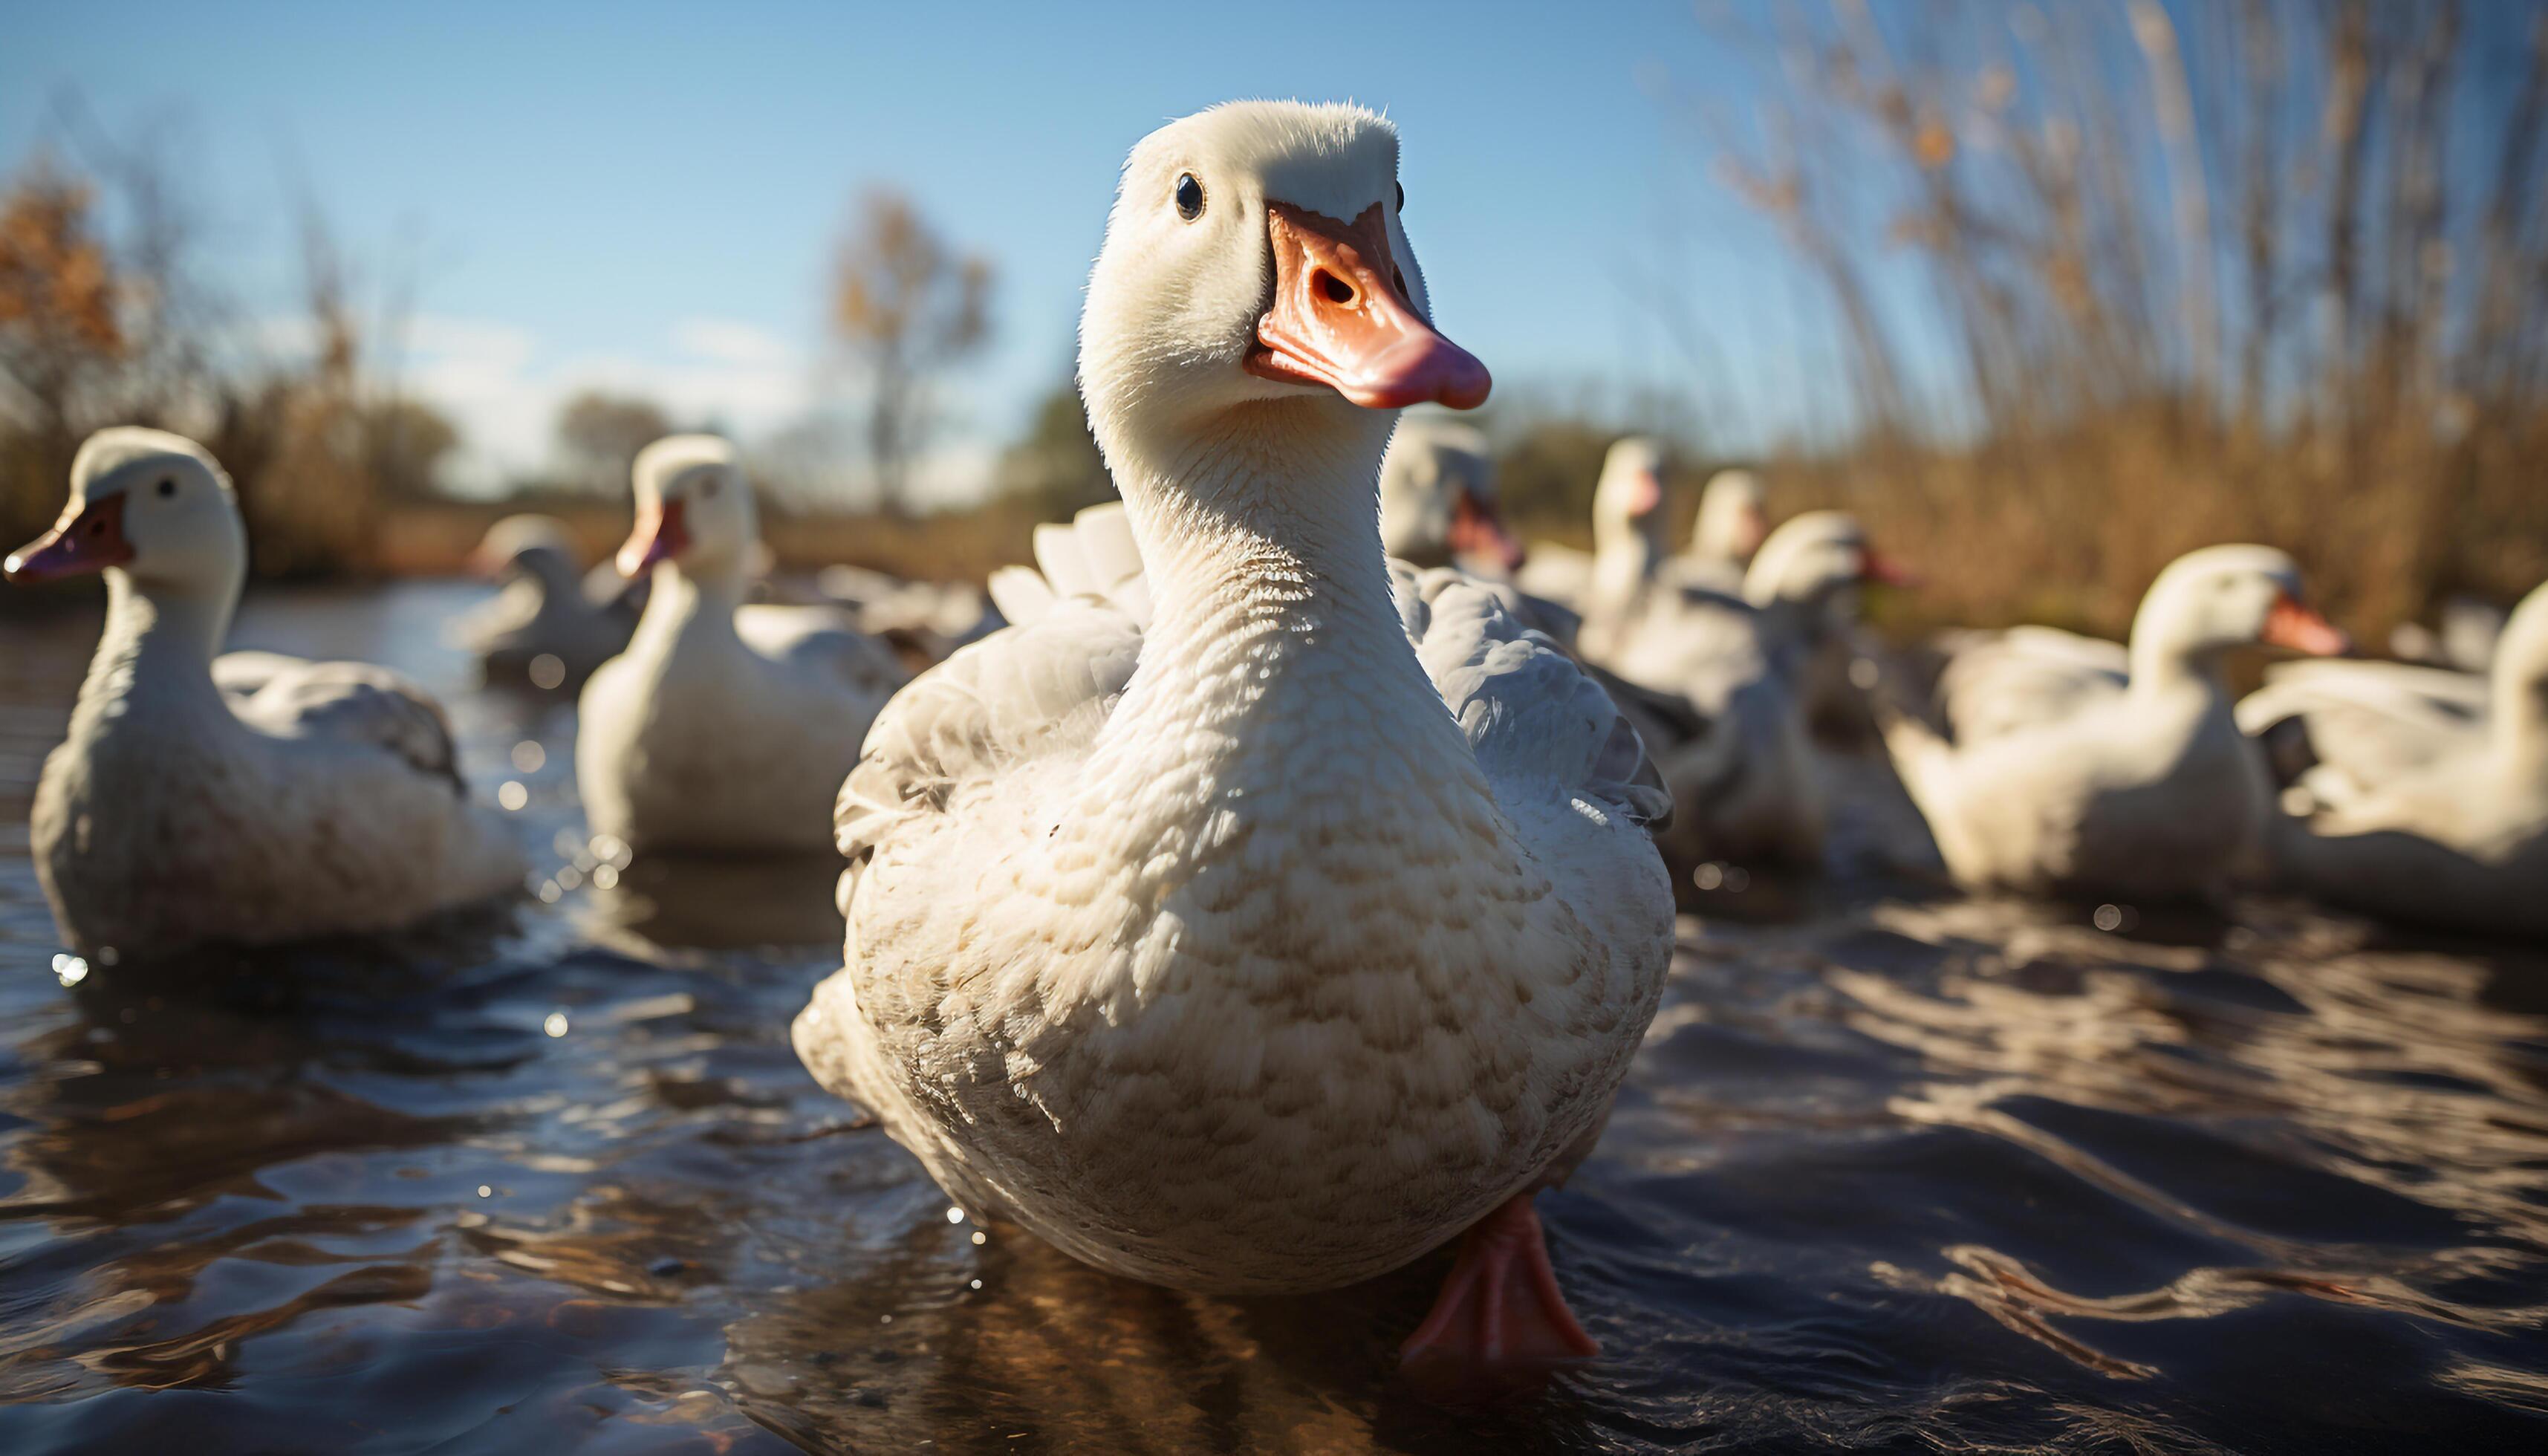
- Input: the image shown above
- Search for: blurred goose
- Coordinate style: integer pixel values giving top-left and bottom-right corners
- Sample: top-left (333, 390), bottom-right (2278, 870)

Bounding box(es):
top-left (448, 514), bottom-right (636, 687)
top-left (1378, 417), bottom-right (1525, 575)
top-left (2240, 582), bottom-right (2547, 937)
top-left (2235, 652), bottom-right (2489, 813)
top-left (1515, 437), bottom-right (1671, 659)
top-left (1882, 545), bottom-right (2348, 899)
top-left (1665, 469), bottom-right (1768, 594)
top-left (576, 436), bottom-right (906, 854)
top-left (793, 102), bottom-right (1673, 1388)
top-left (2388, 594), bottom-right (2507, 674)
top-left (1607, 510), bottom-right (1906, 868)
top-left (3, 428), bottom-right (527, 957)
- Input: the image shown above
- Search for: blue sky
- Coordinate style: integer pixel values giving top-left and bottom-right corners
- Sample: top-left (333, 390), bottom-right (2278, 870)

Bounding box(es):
top-left (7, 0), bottom-right (1815, 497)
top-left (14, 4), bottom-right (2530, 501)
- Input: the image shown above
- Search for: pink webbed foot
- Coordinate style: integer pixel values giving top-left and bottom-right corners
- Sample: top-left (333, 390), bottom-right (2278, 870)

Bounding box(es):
top-left (1397, 1192), bottom-right (1600, 1400)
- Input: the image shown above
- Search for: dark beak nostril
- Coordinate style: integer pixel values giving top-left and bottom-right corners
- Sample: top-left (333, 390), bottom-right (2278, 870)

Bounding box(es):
top-left (1393, 267), bottom-right (1408, 299)
top-left (1316, 270), bottom-right (1355, 305)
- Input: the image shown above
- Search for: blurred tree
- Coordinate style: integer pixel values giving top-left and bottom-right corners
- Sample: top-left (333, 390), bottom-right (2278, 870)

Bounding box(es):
top-left (992, 378), bottom-right (1113, 521)
top-left (831, 187), bottom-right (992, 514)
top-left (555, 389), bottom-right (672, 495)
top-left (0, 163), bottom-right (127, 545)
top-left (363, 397), bottom-right (459, 500)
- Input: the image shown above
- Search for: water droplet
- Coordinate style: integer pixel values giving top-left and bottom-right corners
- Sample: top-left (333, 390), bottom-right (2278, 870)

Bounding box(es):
top-left (52, 954), bottom-right (88, 988)
top-left (969, 1231), bottom-right (986, 1247)
top-left (590, 863), bottom-right (620, 891)
top-left (543, 1011), bottom-right (570, 1039)
top-left (498, 781), bottom-right (529, 811)
top-left (2093, 904), bottom-right (2124, 932)
top-left (537, 880), bottom-right (562, 904)
top-left (946, 1207), bottom-right (965, 1225)
top-left (529, 654), bottom-right (566, 690)
top-left (968, 1278), bottom-right (981, 1290)
top-left (588, 833), bottom-right (632, 869)
top-left (556, 865), bottom-right (583, 891)
top-left (477, 1184), bottom-right (493, 1197)
top-left (1694, 863), bottom-right (1723, 891)
top-left (510, 741), bottom-right (547, 774)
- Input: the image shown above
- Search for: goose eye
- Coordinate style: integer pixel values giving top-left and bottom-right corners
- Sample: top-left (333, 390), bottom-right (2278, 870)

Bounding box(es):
top-left (700, 477), bottom-right (721, 499)
top-left (1174, 173), bottom-right (1204, 221)
top-left (157, 478), bottom-right (177, 498)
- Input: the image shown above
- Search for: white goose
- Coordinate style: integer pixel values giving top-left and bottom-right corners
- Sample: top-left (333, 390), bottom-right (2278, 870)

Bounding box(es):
top-left (449, 514), bottom-right (636, 687)
top-left (1882, 545), bottom-right (2349, 899)
top-left (1605, 510), bottom-right (1904, 869)
top-left (2235, 648), bottom-right (2492, 813)
top-left (2244, 582), bottom-right (2547, 937)
top-left (792, 102), bottom-right (1674, 1385)
top-left (1514, 436), bottom-right (1671, 660)
top-left (1378, 417), bottom-right (1524, 574)
top-left (1664, 468), bottom-right (1768, 594)
top-left (4, 428), bottom-right (527, 957)
top-left (575, 436), bottom-right (906, 855)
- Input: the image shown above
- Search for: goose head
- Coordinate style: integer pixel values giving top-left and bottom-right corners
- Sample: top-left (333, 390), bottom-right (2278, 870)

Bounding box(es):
top-left (2131, 545), bottom-right (2348, 673)
top-left (1741, 510), bottom-right (1911, 614)
top-left (1079, 102), bottom-right (1489, 522)
top-left (1591, 438), bottom-right (1670, 556)
top-left (617, 435), bottom-right (757, 583)
top-left (1691, 469), bottom-right (1768, 563)
top-left (1379, 418), bottom-right (1521, 571)
top-left (6, 427), bottom-right (245, 606)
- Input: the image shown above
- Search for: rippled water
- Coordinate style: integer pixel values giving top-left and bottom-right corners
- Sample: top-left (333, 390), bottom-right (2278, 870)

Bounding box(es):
top-left (2, 582), bottom-right (2545, 1454)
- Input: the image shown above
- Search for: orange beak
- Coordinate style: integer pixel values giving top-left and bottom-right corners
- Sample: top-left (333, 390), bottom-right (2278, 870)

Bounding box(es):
top-left (1449, 487), bottom-right (1527, 573)
top-left (616, 497), bottom-right (689, 578)
top-left (1246, 201), bottom-right (1491, 411)
top-left (4, 493), bottom-right (134, 584)
top-left (1860, 545), bottom-right (1919, 588)
top-left (2263, 592), bottom-right (2350, 656)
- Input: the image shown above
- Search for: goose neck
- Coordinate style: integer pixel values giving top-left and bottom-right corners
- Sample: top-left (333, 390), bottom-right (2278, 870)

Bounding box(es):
top-left (77, 573), bottom-right (231, 724)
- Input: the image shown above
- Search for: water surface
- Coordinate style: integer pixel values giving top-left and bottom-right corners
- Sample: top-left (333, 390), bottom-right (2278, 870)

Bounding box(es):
top-left (2, 583), bottom-right (2544, 1453)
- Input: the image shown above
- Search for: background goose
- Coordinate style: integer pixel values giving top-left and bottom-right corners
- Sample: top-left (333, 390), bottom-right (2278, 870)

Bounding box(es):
top-left (1515, 436), bottom-right (1671, 660)
top-left (1665, 468), bottom-right (1768, 594)
top-left (793, 101), bottom-right (1673, 1388)
top-left (1882, 545), bottom-right (2349, 900)
top-left (575, 435), bottom-right (906, 855)
top-left (448, 513), bottom-right (637, 688)
top-left (1604, 510), bottom-right (1902, 871)
top-left (2236, 653), bottom-right (2492, 813)
top-left (2243, 582), bottom-right (2547, 937)
top-left (1378, 417), bottom-right (1526, 575)
top-left (3, 428), bottom-right (526, 957)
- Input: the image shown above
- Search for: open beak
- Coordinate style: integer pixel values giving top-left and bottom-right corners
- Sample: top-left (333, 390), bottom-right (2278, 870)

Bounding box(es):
top-left (616, 497), bottom-right (689, 578)
top-left (1449, 487), bottom-right (1527, 573)
top-left (2263, 592), bottom-right (2350, 656)
top-left (1247, 201), bottom-right (1491, 411)
top-left (1860, 545), bottom-right (1920, 588)
top-left (4, 493), bottom-right (134, 584)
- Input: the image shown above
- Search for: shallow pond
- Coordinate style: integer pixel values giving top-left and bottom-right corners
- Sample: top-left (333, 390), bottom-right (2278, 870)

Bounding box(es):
top-left (2, 582), bottom-right (2544, 1453)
